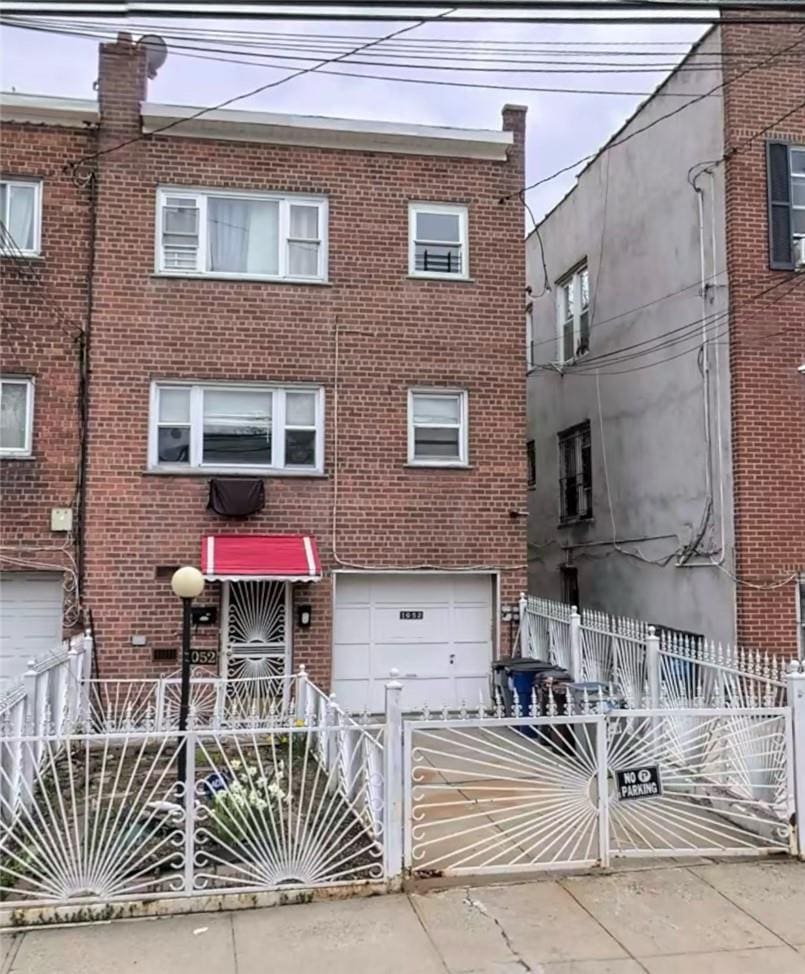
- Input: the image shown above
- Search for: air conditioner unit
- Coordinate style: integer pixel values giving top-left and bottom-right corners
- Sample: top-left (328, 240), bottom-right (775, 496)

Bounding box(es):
top-left (795, 237), bottom-right (805, 269)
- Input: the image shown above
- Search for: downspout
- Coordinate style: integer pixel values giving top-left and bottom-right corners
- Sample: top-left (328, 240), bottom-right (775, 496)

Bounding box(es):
top-left (708, 167), bottom-right (726, 566)
top-left (74, 158), bottom-right (98, 629)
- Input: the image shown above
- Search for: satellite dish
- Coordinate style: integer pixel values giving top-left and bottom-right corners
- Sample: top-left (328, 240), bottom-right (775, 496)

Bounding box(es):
top-left (138, 34), bottom-right (168, 80)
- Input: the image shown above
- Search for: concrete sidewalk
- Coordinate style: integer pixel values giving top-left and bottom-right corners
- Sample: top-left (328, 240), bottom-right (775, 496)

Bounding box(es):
top-left (2, 860), bottom-right (805, 974)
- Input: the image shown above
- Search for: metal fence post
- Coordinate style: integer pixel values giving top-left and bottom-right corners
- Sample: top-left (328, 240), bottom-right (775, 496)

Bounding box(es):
top-left (155, 678), bottom-right (167, 732)
top-left (597, 715), bottom-right (610, 868)
top-left (66, 643), bottom-right (81, 729)
top-left (519, 593), bottom-right (529, 658)
top-left (79, 630), bottom-right (93, 730)
top-left (383, 676), bottom-right (404, 886)
top-left (20, 661), bottom-right (37, 804)
top-left (570, 606), bottom-right (582, 681)
top-left (788, 661), bottom-right (805, 860)
top-left (183, 724), bottom-right (196, 893)
top-left (295, 665), bottom-right (309, 722)
top-left (646, 626), bottom-right (661, 710)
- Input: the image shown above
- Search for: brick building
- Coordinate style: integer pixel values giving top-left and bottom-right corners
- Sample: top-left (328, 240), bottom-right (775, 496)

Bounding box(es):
top-left (526, 18), bottom-right (804, 655)
top-left (1, 34), bottom-right (528, 706)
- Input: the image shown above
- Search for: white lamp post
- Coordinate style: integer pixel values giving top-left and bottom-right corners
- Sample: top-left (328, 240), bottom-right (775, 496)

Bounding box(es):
top-left (171, 566), bottom-right (205, 790)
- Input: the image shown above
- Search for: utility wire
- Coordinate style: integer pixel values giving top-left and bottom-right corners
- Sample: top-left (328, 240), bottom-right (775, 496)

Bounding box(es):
top-left (66, 6), bottom-right (458, 169)
top-left (514, 23), bottom-right (805, 200)
top-left (0, 19), bottom-right (717, 99)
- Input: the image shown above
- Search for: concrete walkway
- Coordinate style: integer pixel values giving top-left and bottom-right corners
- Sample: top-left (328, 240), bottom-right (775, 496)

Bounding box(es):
top-left (2, 860), bottom-right (805, 973)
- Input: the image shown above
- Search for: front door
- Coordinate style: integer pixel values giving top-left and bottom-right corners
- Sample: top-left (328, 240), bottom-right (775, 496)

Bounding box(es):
top-left (221, 579), bottom-right (291, 679)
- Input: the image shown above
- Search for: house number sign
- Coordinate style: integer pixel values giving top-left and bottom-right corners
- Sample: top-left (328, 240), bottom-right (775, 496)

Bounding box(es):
top-left (615, 766), bottom-right (663, 801)
top-left (399, 610), bottom-right (424, 620)
top-left (190, 649), bottom-right (219, 666)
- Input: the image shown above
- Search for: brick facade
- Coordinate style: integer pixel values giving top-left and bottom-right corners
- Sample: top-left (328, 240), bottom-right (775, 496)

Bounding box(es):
top-left (0, 122), bottom-right (94, 623)
top-left (722, 17), bottom-right (805, 654)
top-left (3, 35), bottom-right (527, 682)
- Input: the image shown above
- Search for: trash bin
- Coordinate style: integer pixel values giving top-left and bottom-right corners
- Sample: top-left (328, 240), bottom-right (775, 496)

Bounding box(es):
top-left (490, 658), bottom-right (561, 716)
top-left (509, 660), bottom-right (568, 716)
top-left (564, 681), bottom-right (624, 714)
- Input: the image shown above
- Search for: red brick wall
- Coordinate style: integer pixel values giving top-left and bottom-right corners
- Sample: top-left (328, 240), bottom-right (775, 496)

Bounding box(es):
top-left (721, 18), bottom-right (805, 654)
top-left (80, 38), bottom-right (527, 681)
top-left (0, 122), bottom-right (94, 622)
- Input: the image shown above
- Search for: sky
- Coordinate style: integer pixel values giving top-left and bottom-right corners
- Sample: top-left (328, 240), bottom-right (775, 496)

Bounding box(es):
top-left (0, 10), bottom-right (710, 221)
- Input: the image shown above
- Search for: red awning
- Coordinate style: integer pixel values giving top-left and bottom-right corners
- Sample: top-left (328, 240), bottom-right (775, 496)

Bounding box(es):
top-left (200, 534), bottom-right (321, 582)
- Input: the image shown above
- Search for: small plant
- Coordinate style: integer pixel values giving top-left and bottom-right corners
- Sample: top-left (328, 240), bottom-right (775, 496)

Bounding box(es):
top-left (206, 754), bottom-right (292, 851)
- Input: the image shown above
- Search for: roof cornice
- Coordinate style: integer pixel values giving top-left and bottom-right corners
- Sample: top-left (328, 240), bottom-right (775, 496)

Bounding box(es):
top-left (141, 102), bottom-right (512, 160)
top-left (0, 92), bottom-right (99, 127)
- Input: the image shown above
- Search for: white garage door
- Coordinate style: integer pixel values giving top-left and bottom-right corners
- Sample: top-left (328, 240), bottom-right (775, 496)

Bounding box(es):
top-left (0, 572), bottom-right (64, 688)
top-left (332, 573), bottom-right (494, 714)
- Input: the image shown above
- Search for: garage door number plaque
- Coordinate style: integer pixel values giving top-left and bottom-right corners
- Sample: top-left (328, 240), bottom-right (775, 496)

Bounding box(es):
top-left (399, 610), bottom-right (424, 620)
top-left (615, 766), bottom-right (662, 801)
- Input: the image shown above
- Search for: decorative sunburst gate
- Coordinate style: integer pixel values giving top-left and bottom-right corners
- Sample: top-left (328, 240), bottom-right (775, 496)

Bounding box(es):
top-left (222, 580), bottom-right (290, 681)
top-left (404, 706), bottom-right (795, 878)
top-left (0, 720), bottom-right (388, 908)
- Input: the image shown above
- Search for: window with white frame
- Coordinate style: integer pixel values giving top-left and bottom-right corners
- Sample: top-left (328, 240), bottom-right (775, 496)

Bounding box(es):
top-left (0, 377), bottom-right (34, 456)
top-left (409, 203), bottom-right (468, 278)
top-left (408, 389), bottom-right (468, 465)
top-left (767, 142), bottom-right (805, 269)
top-left (0, 179), bottom-right (41, 257)
top-left (556, 263), bottom-right (590, 363)
top-left (156, 188), bottom-right (327, 281)
top-left (149, 382), bottom-right (324, 473)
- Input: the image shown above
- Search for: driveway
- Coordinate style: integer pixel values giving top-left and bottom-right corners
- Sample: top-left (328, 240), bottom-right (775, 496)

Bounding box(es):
top-left (2, 860), bottom-right (805, 973)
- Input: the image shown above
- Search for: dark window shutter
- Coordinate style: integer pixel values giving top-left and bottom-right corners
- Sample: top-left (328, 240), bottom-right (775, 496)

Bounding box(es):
top-left (766, 141), bottom-right (793, 270)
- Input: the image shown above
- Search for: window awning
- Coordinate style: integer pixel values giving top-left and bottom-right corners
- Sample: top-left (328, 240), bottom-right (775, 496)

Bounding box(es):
top-left (200, 534), bottom-right (321, 582)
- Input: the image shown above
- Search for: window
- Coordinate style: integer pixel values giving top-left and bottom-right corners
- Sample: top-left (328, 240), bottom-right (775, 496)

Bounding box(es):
top-left (560, 565), bottom-right (579, 607)
top-left (526, 439), bottom-right (537, 488)
top-left (0, 377), bottom-right (34, 456)
top-left (766, 142), bottom-right (805, 269)
top-left (149, 382), bottom-right (324, 473)
top-left (558, 421), bottom-right (592, 523)
top-left (556, 263), bottom-right (590, 363)
top-left (0, 179), bottom-right (41, 257)
top-left (408, 389), bottom-right (468, 466)
top-left (409, 203), bottom-right (468, 279)
top-left (156, 188), bottom-right (327, 281)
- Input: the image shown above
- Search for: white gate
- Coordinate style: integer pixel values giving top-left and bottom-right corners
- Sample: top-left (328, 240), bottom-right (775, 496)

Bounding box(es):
top-left (221, 580), bottom-right (291, 680)
top-left (404, 705), bottom-right (796, 878)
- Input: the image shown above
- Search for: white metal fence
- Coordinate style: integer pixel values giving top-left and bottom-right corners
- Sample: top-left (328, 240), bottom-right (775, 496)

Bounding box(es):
top-left (1, 638), bottom-right (803, 919)
top-left (0, 667), bottom-right (390, 909)
top-left (404, 694), bottom-right (801, 877)
top-left (521, 595), bottom-right (789, 708)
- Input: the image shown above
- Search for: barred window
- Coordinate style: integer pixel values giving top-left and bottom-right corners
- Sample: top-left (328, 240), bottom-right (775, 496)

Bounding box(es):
top-left (558, 421), bottom-right (592, 523)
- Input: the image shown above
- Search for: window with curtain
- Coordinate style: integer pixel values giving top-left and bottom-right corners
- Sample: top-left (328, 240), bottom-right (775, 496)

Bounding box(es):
top-left (150, 382), bottom-right (324, 473)
top-left (0, 377), bottom-right (34, 456)
top-left (0, 179), bottom-right (41, 256)
top-left (409, 203), bottom-right (469, 278)
top-left (157, 188), bottom-right (326, 281)
top-left (408, 389), bottom-right (468, 465)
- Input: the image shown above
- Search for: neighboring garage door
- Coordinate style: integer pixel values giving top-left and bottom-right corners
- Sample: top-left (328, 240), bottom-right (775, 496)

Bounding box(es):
top-left (0, 572), bottom-right (64, 689)
top-left (332, 573), bottom-right (494, 713)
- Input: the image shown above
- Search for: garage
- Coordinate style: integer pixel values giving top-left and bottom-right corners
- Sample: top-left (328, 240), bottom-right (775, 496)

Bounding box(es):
top-left (0, 572), bottom-right (64, 689)
top-left (332, 572), bottom-right (495, 713)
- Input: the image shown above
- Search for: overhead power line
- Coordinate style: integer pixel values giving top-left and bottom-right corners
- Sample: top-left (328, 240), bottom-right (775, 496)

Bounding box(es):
top-left (66, 6), bottom-right (459, 169)
top-left (1, 18), bottom-right (717, 98)
top-left (514, 23), bottom-right (805, 201)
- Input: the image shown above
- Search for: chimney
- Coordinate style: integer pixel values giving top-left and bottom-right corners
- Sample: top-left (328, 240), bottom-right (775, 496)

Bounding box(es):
top-left (502, 104), bottom-right (527, 187)
top-left (98, 32), bottom-right (148, 139)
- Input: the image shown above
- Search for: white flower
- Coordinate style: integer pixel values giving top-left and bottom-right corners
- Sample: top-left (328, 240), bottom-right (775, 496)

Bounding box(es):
top-left (230, 782), bottom-right (244, 794)
top-left (230, 759), bottom-right (242, 770)
top-left (246, 766), bottom-right (258, 778)
top-left (255, 776), bottom-right (268, 788)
